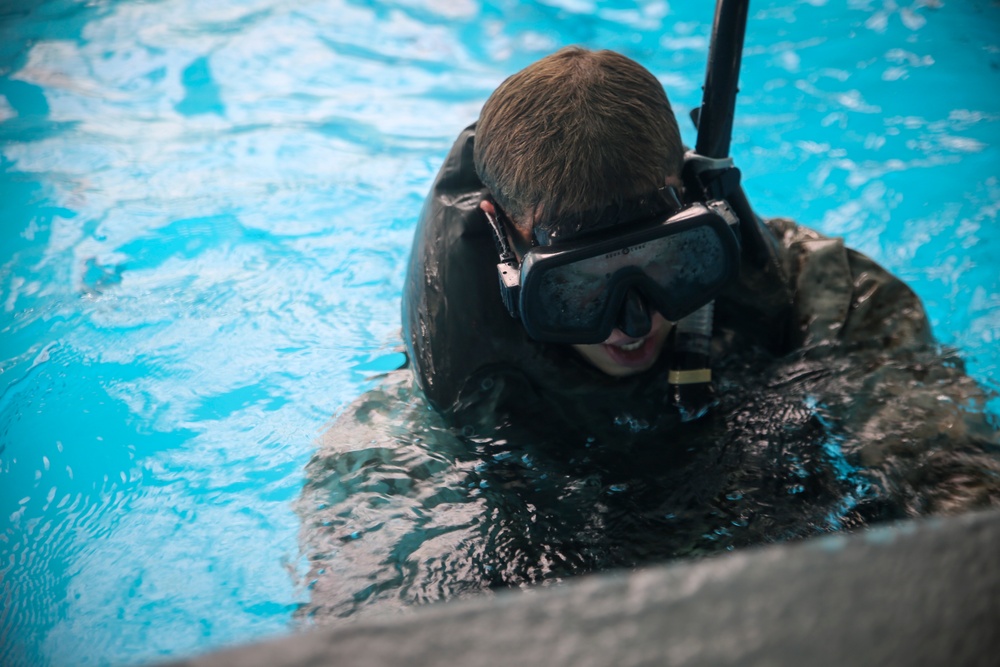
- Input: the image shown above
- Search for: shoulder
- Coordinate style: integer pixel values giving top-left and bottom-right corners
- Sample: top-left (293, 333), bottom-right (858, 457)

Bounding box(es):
top-left (765, 217), bottom-right (933, 350)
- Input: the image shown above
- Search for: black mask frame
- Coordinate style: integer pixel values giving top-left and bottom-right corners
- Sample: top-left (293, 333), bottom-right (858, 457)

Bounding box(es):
top-left (484, 197), bottom-right (741, 344)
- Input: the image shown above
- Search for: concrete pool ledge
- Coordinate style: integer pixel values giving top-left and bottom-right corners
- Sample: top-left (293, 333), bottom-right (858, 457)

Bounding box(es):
top-left (164, 509), bottom-right (1000, 667)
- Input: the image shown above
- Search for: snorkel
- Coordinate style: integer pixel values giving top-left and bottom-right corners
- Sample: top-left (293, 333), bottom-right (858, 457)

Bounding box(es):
top-left (672, 0), bottom-right (756, 420)
top-left (684, 0), bottom-right (763, 257)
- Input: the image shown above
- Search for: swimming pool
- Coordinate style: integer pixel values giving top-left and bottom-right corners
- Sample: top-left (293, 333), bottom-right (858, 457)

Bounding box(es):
top-left (1, 0), bottom-right (997, 665)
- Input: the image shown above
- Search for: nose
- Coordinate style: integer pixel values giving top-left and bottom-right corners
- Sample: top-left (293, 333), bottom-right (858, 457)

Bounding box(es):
top-left (617, 289), bottom-right (653, 339)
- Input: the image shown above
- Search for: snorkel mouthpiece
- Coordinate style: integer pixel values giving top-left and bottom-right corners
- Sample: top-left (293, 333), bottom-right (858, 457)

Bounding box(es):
top-left (617, 289), bottom-right (653, 339)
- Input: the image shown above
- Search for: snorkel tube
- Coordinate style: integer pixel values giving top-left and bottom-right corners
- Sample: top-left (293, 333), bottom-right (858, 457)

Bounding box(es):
top-left (672, 0), bottom-right (756, 421)
top-left (685, 0), bottom-right (767, 261)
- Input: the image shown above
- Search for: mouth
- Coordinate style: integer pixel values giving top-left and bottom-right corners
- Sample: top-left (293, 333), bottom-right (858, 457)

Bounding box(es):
top-left (602, 333), bottom-right (660, 368)
top-left (617, 338), bottom-right (645, 351)
top-left (571, 314), bottom-right (673, 377)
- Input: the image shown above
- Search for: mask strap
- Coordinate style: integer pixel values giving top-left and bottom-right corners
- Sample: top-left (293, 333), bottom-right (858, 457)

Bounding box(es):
top-left (533, 184), bottom-right (684, 246)
top-left (484, 204), bottom-right (518, 266)
top-left (483, 204), bottom-right (522, 319)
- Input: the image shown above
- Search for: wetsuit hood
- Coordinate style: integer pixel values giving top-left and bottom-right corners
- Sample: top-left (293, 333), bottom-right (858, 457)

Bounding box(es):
top-left (402, 124), bottom-right (795, 440)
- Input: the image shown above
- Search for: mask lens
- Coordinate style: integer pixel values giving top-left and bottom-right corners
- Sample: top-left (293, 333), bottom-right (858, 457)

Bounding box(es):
top-left (633, 225), bottom-right (729, 304)
top-left (535, 267), bottom-right (613, 334)
top-left (525, 223), bottom-right (732, 341)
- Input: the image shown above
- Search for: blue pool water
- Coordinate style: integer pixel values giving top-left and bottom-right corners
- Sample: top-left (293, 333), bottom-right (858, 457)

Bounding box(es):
top-left (1, 1), bottom-right (998, 665)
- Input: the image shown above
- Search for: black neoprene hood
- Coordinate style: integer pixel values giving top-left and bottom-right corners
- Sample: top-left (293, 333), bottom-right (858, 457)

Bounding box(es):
top-left (402, 124), bottom-right (794, 435)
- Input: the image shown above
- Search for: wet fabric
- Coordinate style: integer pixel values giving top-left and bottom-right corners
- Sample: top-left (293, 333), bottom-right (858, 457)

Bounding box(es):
top-left (297, 345), bottom-right (999, 620)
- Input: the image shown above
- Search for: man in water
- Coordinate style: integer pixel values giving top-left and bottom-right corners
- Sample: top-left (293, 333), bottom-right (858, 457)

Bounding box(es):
top-left (300, 47), bottom-right (999, 621)
top-left (473, 48), bottom-right (682, 380)
top-left (405, 47), bottom-right (941, 438)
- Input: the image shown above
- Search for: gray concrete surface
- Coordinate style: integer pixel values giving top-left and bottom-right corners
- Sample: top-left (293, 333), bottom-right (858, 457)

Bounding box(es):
top-left (163, 510), bottom-right (1000, 667)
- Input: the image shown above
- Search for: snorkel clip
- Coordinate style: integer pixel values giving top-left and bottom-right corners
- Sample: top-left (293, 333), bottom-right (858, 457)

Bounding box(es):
top-left (683, 151), bottom-right (740, 203)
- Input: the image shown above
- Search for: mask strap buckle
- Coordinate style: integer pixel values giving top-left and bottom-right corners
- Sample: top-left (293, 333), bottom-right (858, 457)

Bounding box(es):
top-left (483, 205), bottom-right (522, 319)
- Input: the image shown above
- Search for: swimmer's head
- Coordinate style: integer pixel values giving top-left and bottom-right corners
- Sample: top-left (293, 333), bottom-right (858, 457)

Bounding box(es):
top-left (474, 48), bottom-right (688, 377)
top-left (473, 46), bottom-right (685, 243)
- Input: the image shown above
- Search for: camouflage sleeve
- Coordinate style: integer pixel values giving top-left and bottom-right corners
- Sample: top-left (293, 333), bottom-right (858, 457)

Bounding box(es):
top-left (769, 217), bottom-right (932, 351)
top-left (769, 217), bottom-right (1000, 519)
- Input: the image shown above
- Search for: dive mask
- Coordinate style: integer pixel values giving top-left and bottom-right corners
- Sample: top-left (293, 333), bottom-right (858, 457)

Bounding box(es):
top-left (484, 190), bottom-right (741, 344)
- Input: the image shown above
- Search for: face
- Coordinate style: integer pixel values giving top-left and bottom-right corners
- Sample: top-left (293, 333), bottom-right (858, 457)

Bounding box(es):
top-left (480, 193), bottom-right (678, 378)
